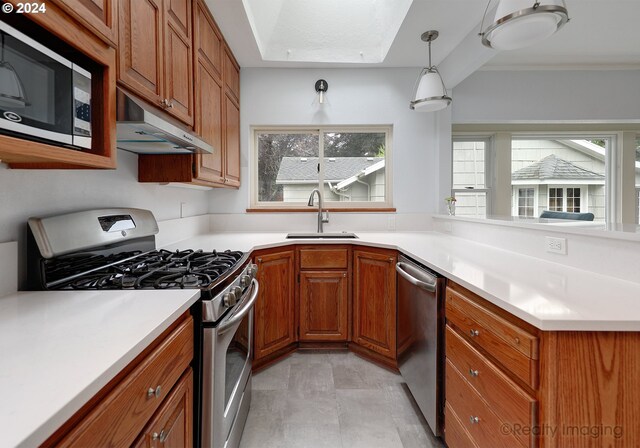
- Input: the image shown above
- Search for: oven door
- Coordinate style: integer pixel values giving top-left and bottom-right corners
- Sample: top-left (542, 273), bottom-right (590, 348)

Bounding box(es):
top-left (202, 279), bottom-right (259, 448)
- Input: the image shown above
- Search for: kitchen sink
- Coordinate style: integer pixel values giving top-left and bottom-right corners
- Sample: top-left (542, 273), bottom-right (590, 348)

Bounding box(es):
top-left (286, 232), bottom-right (358, 239)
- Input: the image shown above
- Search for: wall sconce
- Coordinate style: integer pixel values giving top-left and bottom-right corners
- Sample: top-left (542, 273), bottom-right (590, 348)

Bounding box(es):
top-left (479, 0), bottom-right (570, 50)
top-left (315, 79), bottom-right (328, 104)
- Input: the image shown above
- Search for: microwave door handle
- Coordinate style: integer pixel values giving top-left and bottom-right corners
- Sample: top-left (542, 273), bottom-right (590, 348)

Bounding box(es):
top-left (396, 262), bottom-right (437, 292)
top-left (217, 279), bottom-right (259, 336)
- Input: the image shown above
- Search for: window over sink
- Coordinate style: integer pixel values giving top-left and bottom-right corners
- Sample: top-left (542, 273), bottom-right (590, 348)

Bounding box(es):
top-left (250, 126), bottom-right (393, 210)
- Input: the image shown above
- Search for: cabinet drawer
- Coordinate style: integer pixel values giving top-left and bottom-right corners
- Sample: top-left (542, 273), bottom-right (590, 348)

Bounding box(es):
top-left (60, 317), bottom-right (194, 447)
top-left (446, 286), bottom-right (539, 388)
top-left (446, 325), bottom-right (536, 447)
top-left (445, 402), bottom-right (479, 448)
top-left (300, 248), bottom-right (349, 269)
top-left (446, 359), bottom-right (528, 448)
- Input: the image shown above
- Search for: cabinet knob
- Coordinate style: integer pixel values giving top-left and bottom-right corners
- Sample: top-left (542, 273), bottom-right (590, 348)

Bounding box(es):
top-left (147, 385), bottom-right (161, 398)
top-left (343, 273), bottom-right (347, 277)
top-left (160, 98), bottom-right (169, 108)
top-left (168, 101), bottom-right (174, 108)
top-left (469, 368), bottom-right (479, 377)
top-left (469, 329), bottom-right (480, 337)
top-left (469, 416), bottom-right (480, 425)
top-left (152, 430), bottom-right (167, 442)
top-left (257, 258), bottom-right (263, 263)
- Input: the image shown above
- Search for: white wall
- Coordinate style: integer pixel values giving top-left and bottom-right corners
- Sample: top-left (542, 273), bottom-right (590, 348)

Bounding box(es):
top-left (207, 67), bottom-right (440, 214)
top-left (452, 69), bottom-right (640, 123)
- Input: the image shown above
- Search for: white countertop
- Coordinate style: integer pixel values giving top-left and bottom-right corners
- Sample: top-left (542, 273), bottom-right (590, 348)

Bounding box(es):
top-left (165, 231), bottom-right (640, 332)
top-left (0, 289), bottom-right (200, 448)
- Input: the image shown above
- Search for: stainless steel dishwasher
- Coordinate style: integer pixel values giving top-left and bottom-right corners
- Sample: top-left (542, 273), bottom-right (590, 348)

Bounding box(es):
top-left (396, 254), bottom-right (445, 437)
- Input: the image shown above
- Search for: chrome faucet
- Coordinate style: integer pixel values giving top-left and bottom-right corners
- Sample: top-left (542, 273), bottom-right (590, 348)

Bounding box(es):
top-left (308, 189), bottom-right (329, 233)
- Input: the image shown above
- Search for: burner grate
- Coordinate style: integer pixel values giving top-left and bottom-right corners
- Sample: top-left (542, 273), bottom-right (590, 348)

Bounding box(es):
top-left (45, 249), bottom-right (245, 290)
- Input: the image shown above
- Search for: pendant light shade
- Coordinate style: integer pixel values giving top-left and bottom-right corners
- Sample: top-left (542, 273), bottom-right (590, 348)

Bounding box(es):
top-left (410, 30), bottom-right (451, 112)
top-left (480, 0), bottom-right (569, 51)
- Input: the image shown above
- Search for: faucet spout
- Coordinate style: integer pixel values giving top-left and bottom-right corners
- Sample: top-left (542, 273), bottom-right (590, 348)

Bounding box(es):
top-left (308, 189), bottom-right (324, 233)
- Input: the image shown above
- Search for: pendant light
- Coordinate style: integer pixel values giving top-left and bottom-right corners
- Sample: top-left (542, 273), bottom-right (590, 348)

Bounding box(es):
top-left (0, 32), bottom-right (28, 109)
top-left (410, 30), bottom-right (451, 112)
top-left (480, 0), bottom-right (569, 51)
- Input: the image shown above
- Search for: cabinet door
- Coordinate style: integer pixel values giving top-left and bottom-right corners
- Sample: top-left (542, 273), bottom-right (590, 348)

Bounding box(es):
top-left (299, 271), bottom-right (349, 341)
top-left (223, 47), bottom-right (240, 103)
top-left (353, 249), bottom-right (397, 360)
top-left (223, 95), bottom-right (240, 187)
top-left (254, 250), bottom-right (296, 361)
top-left (193, 2), bottom-right (224, 185)
top-left (53, 0), bottom-right (118, 46)
top-left (118, 0), bottom-right (164, 106)
top-left (164, 0), bottom-right (194, 125)
top-left (193, 63), bottom-right (224, 184)
top-left (134, 369), bottom-right (193, 448)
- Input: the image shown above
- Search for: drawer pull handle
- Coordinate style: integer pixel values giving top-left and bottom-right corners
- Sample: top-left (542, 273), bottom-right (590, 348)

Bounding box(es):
top-left (147, 385), bottom-right (162, 398)
top-left (469, 416), bottom-right (480, 424)
top-left (152, 430), bottom-right (167, 442)
top-left (469, 369), bottom-right (479, 377)
top-left (470, 329), bottom-right (480, 337)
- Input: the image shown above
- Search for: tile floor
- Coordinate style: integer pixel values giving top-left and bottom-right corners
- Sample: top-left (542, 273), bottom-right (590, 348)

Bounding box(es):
top-left (239, 351), bottom-right (444, 448)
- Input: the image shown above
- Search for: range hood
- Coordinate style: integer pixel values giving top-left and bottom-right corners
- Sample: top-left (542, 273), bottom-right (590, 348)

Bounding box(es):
top-left (116, 89), bottom-right (213, 154)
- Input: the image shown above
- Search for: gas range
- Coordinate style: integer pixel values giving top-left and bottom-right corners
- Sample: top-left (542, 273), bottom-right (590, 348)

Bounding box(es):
top-left (26, 208), bottom-right (258, 448)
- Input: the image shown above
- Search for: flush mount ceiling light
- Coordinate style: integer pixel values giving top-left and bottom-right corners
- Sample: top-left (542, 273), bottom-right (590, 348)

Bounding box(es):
top-left (410, 30), bottom-right (451, 113)
top-left (479, 0), bottom-right (570, 51)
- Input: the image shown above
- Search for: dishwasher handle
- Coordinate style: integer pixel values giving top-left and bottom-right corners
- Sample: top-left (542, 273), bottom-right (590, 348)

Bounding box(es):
top-left (396, 261), bottom-right (437, 292)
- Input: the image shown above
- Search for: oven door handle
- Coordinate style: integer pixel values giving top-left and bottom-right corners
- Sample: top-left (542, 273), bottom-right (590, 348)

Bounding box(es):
top-left (217, 279), bottom-right (259, 336)
top-left (396, 262), bottom-right (437, 292)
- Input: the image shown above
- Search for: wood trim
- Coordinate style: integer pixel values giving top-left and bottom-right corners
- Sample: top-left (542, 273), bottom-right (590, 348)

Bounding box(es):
top-left (252, 343), bottom-right (297, 372)
top-left (246, 208), bottom-right (397, 213)
top-left (348, 342), bottom-right (398, 372)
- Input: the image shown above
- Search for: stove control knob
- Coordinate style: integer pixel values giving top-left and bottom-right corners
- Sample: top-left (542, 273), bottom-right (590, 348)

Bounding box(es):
top-left (231, 286), bottom-right (243, 299)
top-left (223, 291), bottom-right (237, 307)
top-left (247, 264), bottom-right (258, 277)
top-left (240, 275), bottom-right (251, 288)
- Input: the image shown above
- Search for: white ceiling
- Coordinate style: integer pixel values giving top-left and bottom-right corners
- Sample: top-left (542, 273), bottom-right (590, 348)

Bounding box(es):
top-left (206, 0), bottom-right (640, 71)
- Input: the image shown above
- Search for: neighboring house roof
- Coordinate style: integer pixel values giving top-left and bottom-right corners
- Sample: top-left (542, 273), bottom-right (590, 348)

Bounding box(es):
top-left (512, 154), bottom-right (605, 182)
top-left (276, 157), bottom-right (383, 184)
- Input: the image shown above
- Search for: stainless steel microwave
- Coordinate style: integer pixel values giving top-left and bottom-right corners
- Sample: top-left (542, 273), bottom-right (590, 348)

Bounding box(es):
top-left (0, 21), bottom-right (92, 149)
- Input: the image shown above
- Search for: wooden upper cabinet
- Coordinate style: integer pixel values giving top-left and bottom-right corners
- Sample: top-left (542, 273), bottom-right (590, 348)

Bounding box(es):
top-left (223, 47), bottom-right (240, 104)
top-left (52, 0), bottom-right (119, 46)
top-left (163, 0), bottom-right (193, 125)
top-left (353, 248), bottom-right (397, 361)
top-left (137, 0), bottom-right (240, 188)
top-left (253, 249), bottom-right (296, 362)
top-left (194, 64), bottom-right (224, 184)
top-left (118, 0), bottom-right (164, 105)
top-left (194, 0), bottom-right (222, 77)
top-left (117, 0), bottom-right (193, 125)
top-left (223, 95), bottom-right (241, 187)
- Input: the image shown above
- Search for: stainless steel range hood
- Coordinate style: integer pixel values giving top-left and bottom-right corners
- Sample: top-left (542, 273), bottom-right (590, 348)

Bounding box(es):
top-left (116, 89), bottom-right (213, 154)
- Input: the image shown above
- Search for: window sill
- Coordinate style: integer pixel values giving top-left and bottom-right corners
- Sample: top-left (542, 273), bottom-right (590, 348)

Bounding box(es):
top-left (246, 207), bottom-right (397, 213)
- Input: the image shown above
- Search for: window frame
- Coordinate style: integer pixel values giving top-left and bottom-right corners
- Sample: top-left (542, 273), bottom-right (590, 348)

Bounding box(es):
top-left (250, 125), bottom-right (394, 211)
top-left (451, 136), bottom-right (493, 217)
top-left (547, 185), bottom-right (587, 213)
top-left (513, 185), bottom-right (538, 217)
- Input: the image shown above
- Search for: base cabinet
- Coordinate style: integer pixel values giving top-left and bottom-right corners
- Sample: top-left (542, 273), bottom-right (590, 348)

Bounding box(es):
top-left (298, 246), bottom-right (350, 342)
top-left (48, 315), bottom-right (194, 447)
top-left (253, 249), bottom-right (297, 364)
top-left (352, 248), bottom-right (397, 364)
top-left (134, 369), bottom-right (193, 448)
